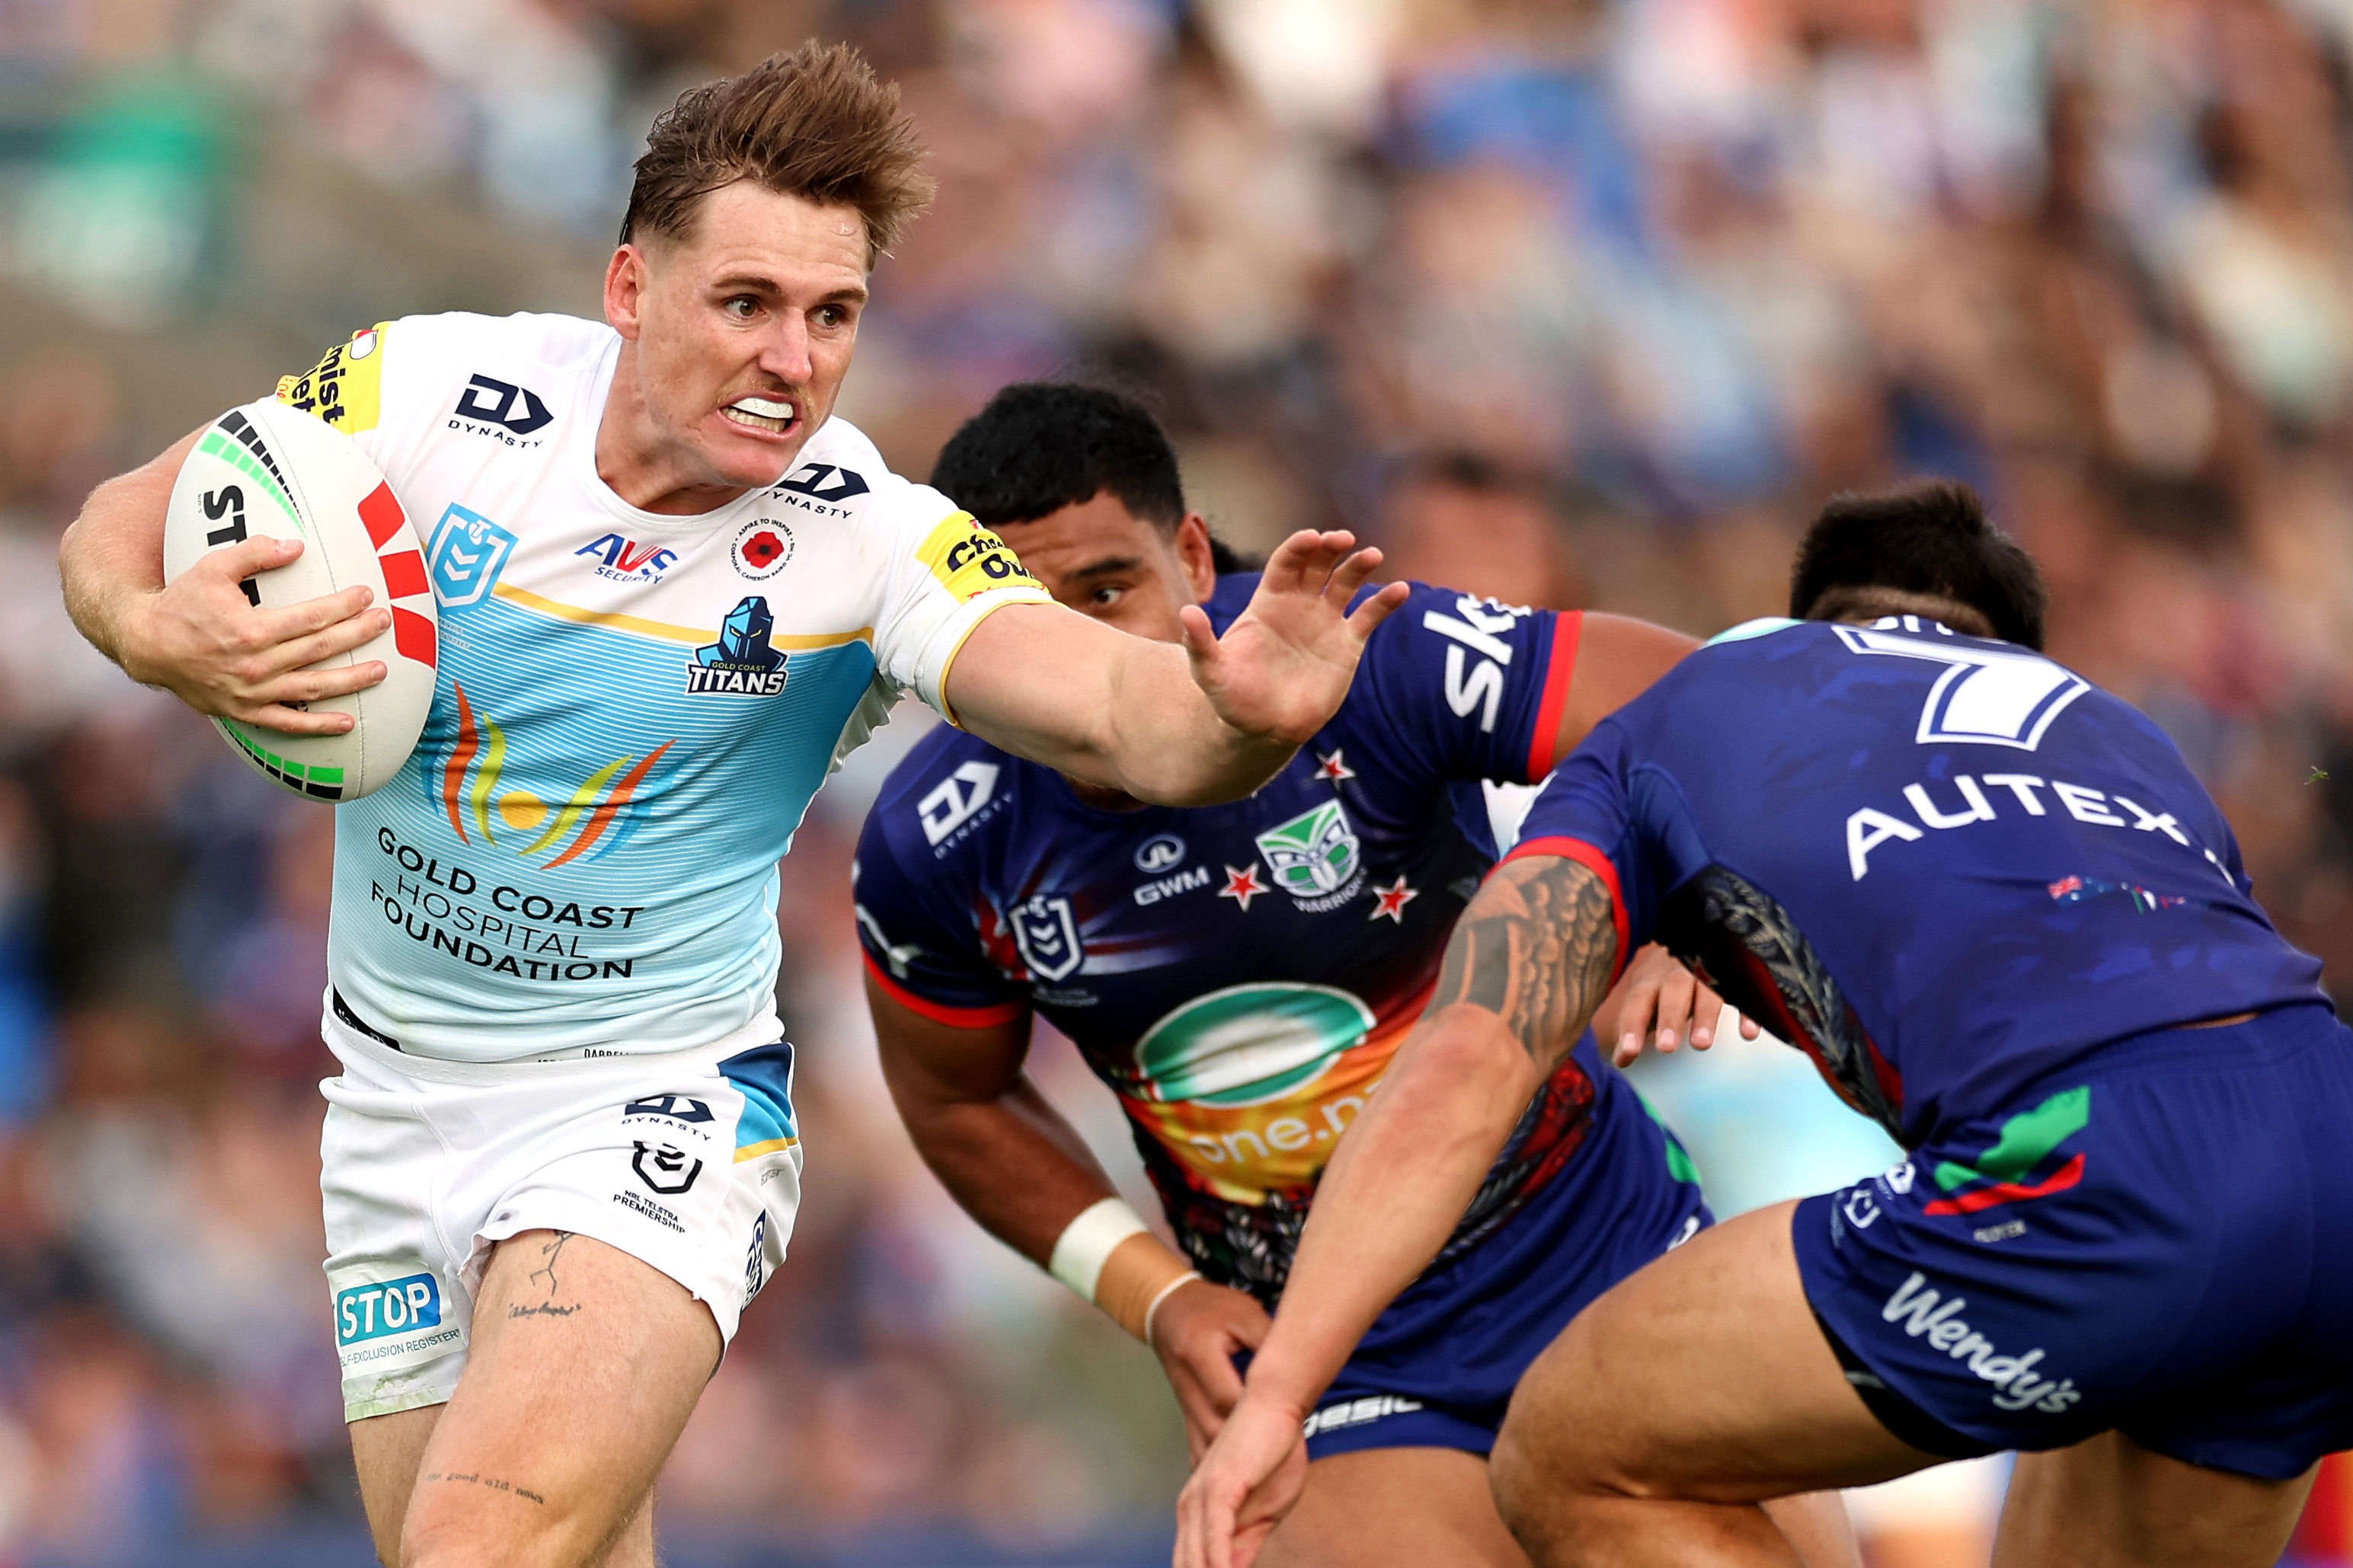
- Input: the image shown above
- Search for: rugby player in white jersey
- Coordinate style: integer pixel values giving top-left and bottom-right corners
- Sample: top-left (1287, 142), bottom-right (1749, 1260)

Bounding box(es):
top-left (56, 44), bottom-right (1405, 1568)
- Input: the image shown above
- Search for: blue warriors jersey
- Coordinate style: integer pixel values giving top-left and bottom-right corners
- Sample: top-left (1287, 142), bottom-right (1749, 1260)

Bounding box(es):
top-left (1514, 615), bottom-right (2329, 1150)
top-left (855, 576), bottom-right (1594, 1300)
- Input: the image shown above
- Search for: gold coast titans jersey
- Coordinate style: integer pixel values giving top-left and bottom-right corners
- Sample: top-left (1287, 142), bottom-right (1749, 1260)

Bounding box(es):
top-left (276, 311), bottom-right (1050, 1062)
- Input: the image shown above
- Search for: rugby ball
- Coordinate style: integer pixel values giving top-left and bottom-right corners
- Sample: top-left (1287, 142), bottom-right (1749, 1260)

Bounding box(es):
top-left (163, 398), bottom-right (438, 802)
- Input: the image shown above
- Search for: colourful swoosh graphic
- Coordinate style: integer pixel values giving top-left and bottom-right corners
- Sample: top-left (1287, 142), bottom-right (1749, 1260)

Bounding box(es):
top-left (469, 716), bottom-right (507, 846)
top-left (437, 681), bottom-right (673, 870)
top-left (517, 755), bottom-right (630, 858)
top-left (546, 742), bottom-right (673, 869)
top-left (442, 685), bottom-right (481, 844)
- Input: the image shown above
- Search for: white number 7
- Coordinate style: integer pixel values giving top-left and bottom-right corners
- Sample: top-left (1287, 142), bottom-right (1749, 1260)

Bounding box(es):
top-left (1834, 624), bottom-right (2089, 751)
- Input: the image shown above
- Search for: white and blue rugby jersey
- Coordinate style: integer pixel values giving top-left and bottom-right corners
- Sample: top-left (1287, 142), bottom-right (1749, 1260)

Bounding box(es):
top-left (275, 311), bottom-right (1051, 1062)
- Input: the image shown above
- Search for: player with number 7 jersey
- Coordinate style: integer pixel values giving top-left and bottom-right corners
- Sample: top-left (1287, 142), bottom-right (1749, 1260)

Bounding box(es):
top-left (1175, 484), bottom-right (2350, 1568)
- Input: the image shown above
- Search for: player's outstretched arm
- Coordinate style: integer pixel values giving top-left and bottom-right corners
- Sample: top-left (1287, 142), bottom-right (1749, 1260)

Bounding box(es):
top-left (1175, 851), bottom-right (1619, 1568)
top-left (946, 531), bottom-right (1408, 806)
top-left (59, 426), bottom-right (391, 735)
top-left (868, 977), bottom-right (1270, 1452)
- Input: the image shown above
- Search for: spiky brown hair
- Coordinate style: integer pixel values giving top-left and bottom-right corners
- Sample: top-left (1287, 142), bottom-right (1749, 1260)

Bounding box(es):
top-left (620, 41), bottom-right (934, 265)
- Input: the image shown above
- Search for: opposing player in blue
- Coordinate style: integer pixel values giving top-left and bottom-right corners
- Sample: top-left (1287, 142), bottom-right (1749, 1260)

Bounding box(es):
top-left (1179, 482), bottom-right (2353, 1568)
top-left (855, 385), bottom-right (1854, 1567)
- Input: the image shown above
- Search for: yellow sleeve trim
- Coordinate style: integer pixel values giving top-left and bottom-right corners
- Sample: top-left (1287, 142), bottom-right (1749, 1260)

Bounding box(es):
top-left (933, 590), bottom-right (1053, 730)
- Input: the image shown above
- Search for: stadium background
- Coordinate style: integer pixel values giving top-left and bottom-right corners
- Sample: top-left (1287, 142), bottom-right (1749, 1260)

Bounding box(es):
top-left (0, 0), bottom-right (2350, 1562)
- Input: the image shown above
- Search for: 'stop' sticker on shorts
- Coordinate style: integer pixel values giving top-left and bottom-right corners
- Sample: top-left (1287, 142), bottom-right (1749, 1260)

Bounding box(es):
top-left (914, 513), bottom-right (1044, 604)
top-left (337, 1271), bottom-right (442, 1346)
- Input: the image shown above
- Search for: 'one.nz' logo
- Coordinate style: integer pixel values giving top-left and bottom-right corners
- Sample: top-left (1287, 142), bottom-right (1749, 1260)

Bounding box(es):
top-left (687, 596), bottom-right (788, 697)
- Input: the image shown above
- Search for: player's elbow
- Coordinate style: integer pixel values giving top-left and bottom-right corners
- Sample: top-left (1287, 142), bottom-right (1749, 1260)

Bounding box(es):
top-left (1118, 771), bottom-right (1269, 810)
top-left (1419, 1001), bottom-right (1544, 1077)
top-left (1385, 1004), bottom-right (1547, 1135)
top-left (1110, 739), bottom-right (1289, 809)
top-left (57, 499), bottom-right (133, 659)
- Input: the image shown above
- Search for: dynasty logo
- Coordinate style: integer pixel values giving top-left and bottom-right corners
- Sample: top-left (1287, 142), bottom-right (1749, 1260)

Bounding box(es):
top-left (686, 596), bottom-right (788, 697)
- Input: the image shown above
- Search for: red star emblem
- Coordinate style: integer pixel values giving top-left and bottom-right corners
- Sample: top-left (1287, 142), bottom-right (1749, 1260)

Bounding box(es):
top-left (1314, 749), bottom-right (1356, 783)
top-left (1368, 876), bottom-right (1418, 924)
top-left (1219, 863), bottom-right (1268, 912)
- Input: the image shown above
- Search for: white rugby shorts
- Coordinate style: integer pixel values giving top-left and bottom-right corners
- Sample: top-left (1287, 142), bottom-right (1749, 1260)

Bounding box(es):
top-left (318, 1002), bottom-right (802, 1423)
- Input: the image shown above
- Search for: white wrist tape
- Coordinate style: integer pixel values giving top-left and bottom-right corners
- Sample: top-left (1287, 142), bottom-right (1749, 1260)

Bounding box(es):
top-left (1047, 1197), bottom-right (1149, 1301)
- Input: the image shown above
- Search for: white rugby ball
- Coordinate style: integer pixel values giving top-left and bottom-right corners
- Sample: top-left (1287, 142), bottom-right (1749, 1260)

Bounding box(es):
top-left (163, 398), bottom-right (438, 802)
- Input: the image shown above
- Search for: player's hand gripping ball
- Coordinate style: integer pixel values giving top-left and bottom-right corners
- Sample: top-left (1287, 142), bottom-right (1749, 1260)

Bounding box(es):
top-left (163, 399), bottom-right (439, 801)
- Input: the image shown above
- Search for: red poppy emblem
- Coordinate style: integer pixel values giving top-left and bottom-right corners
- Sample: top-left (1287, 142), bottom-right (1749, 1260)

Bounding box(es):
top-left (741, 531), bottom-right (784, 569)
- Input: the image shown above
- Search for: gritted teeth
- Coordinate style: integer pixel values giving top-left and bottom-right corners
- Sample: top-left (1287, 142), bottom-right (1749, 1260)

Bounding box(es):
top-left (721, 405), bottom-right (791, 434)
top-left (729, 395), bottom-right (794, 419)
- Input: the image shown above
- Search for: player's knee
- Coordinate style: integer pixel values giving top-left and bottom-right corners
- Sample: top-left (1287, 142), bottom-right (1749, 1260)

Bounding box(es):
top-left (1489, 1420), bottom-right (1551, 1543)
top-left (1491, 1408), bottom-right (1645, 1556)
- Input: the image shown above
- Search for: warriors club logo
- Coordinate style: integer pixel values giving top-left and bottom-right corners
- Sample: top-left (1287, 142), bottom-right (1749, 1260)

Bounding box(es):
top-left (1254, 801), bottom-right (1364, 908)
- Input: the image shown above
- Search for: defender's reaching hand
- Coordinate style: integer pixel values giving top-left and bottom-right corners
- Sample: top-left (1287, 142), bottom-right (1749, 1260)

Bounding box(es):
top-left (1177, 532), bottom-right (1408, 747)
top-left (1598, 944), bottom-right (1763, 1068)
top-left (1174, 1391), bottom-right (1310, 1568)
top-left (1149, 1279), bottom-right (1271, 1463)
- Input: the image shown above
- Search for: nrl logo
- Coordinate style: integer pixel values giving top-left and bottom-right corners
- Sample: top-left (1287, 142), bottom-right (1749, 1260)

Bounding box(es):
top-left (1012, 894), bottom-right (1084, 982)
top-left (1255, 801), bottom-right (1364, 905)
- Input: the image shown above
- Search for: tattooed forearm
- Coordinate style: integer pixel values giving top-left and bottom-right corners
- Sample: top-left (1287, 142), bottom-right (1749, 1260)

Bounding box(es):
top-left (1431, 857), bottom-right (1619, 1066)
top-left (423, 1471), bottom-right (546, 1505)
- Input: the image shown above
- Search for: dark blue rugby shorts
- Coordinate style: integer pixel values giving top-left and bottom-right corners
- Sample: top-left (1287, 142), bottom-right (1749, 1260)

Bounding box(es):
top-left (1795, 1002), bottom-right (2353, 1480)
top-left (1297, 1036), bottom-right (1711, 1461)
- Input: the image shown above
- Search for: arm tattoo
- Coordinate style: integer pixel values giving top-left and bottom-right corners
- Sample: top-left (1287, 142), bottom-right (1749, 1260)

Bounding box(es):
top-left (1431, 857), bottom-right (1619, 1066)
top-left (508, 1230), bottom-right (582, 1320)
top-left (422, 1472), bottom-right (546, 1505)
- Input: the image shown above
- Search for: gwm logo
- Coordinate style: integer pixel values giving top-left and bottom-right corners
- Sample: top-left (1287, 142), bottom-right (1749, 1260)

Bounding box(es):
top-left (1134, 834), bottom-right (1187, 873)
top-left (1255, 801), bottom-right (1364, 907)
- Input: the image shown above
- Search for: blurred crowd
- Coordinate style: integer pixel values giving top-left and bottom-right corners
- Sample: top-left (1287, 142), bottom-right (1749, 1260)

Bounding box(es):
top-left (1, 0), bottom-right (2351, 1561)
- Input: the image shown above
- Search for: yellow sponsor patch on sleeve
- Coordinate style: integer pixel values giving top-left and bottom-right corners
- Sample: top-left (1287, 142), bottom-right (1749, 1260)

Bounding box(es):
top-left (275, 321), bottom-right (389, 435)
top-left (914, 513), bottom-right (1046, 603)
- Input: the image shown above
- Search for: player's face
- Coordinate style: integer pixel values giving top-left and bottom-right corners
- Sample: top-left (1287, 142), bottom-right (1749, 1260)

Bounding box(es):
top-left (999, 492), bottom-right (1218, 642)
top-left (606, 182), bottom-right (868, 497)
